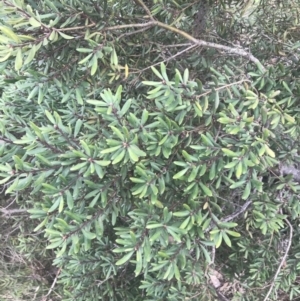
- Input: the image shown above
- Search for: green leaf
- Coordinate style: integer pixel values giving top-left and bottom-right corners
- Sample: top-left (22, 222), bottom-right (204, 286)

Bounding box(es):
top-left (154, 200), bottom-right (164, 208)
top-left (77, 48), bottom-right (93, 53)
top-left (128, 146), bottom-right (138, 162)
top-left (48, 197), bottom-right (61, 213)
top-left (74, 119), bottom-right (83, 137)
top-left (235, 161), bottom-right (243, 179)
top-left (199, 245), bottom-right (211, 263)
top-left (0, 25), bottom-right (20, 42)
top-left (76, 88), bottom-right (84, 105)
top-left (90, 55), bottom-right (98, 75)
top-left (58, 196), bottom-right (64, 213)
top-left (82, 229), bottom-right (96, 240)
top-left (70, 161), bottom-right (88, 171)
top-left (46, 238), bottom-right (63, 249)
top-left (282, 81), bottom-right (293, 95)
top-left (160, 62), bottom-right (168, 81)
top-left (134, 248), bottom-right (143, 276)
top-left (24, 45), bottom-right (37, 65)
top-left (242, 182), bottom-right (251, 200)
top-left (229, 180), bottom-right (246, 189)
top-left (166, 227), bottom-right (181, 243)
top-left (94, 160), bottom-right (111, 166)
top-left (111, 49), bottom-right (118, 65)
top-left (0, 177), bottom-right (12, 185)
top-left (130, 144), bottom-right (146, 157)
top-left (209, 161), bottom-right (216, 180)
top-left (222, 148), bottom-right (239, 157)
top-left (174, 263), bottom-right (180, 280)
top-left (214, 232), bottom-right (222, 248)
top-left (101, 145), bottom-right (122, 154)
top-left (115, 251), bottom-right (134, 265)
top-left (173, 210), bottom-right (190, 217)
top-left (130, 177), bottom-right (146, 184)
top-left (120, 99), bottom-right (132, 116)
top-left (29, 17), bottom-right (41, 27)
top-left (78, 53), bottom-right (93, 64)
top-left (199, 182), bottom-right (213, 196)
top-left (58, 31), bottom-right (74, 39)
top-left (218, 222), bottom-right (237, 229)
top-left (0, 51), bottom-right (12, 63)
top-left (33, 217), bottom-right (48, 232)
top-left (179, 216), bottom-right (191, 229)
top-left (146, 223), bottom-right (163, 229)
top-left (66, 190), bottom-right (74, 210)
top-left (15, 48), bottom-right (23, 71)
top-left (151, 66), bottom-right (163, 79)
top-left (173, 168), bottom-right (189, 179)
top-left (45, 110), bottom-right (56, 124)
top-left (225, 230), bottom-right (241, 237)
top-left (111, 126), bottom-right (124, 140)
top-left (264, 144), bottom-right (275, 158)
top-left (222, 231), bottom-right (232, 247)
top-left (56, 240), bottom-right (67, 257)
top-left (112, 149), bottom-right (126, 164)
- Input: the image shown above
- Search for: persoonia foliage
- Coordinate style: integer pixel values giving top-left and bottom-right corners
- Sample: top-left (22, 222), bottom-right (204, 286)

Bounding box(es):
top-left (0, 0), bottom-right (300, 300)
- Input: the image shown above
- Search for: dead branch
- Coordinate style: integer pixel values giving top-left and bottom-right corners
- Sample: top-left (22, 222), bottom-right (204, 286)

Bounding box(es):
top-left (0, 208), bottom-right (28, 217)
top-left (263, 219), bottom-right (293, 301)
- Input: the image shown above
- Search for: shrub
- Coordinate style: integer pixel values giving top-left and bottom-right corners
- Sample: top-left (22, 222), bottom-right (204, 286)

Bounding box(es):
top-left (0, 0), bottom-right (300, 300)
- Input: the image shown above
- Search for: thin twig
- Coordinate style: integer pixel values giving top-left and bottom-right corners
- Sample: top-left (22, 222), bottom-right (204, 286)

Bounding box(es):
top-left (0, 208), bottom-right (28, 217)
top-left (100, 21), bottom-right (155, 32)
top-left (133, 44), bottom-right (198, 74)
top-left (59, 22), bottom-right (96, 32)
top-left (44, 268), bottom-right (61, 298)
top-left (263, 219), bottom-right (293, 301)
top-left (196, 79), bottom-right (251, 99)
top-left (118, 24), bottom-right (153, 39)
top-left (211, 246), bottom-right (216, 264)
top-left (205, 200), bottom-right (252, 233)
top-left (134, 0), bottom-right (155, 20)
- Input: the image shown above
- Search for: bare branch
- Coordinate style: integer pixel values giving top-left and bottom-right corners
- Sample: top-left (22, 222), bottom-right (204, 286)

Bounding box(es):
top-left (263, 219), bottom-right (293, 301)
top-left (196, 79), bottom-right (251, 99)
top-left (101, 21), bottom-right (155, 32)
top-left (96, 18), bottom-right (265, 70)
top-left (0, 208), bottom-right (28, 218)
top-left (44, 268), bottom-right (61, 299)
top-left (133, 44), bottom-right (198, 74)
top-left (205, 201), bottom-right (252, 233)
top-left (118, 24), bottom-right (154, 39)
top-left (155, 21), bottom-right (266, 71)
top-left (134, 0), bottom-right (155, 20)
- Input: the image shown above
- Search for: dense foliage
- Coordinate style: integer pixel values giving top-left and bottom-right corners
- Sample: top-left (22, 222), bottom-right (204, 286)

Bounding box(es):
top-left (0, 0), bottom-right (300, 300)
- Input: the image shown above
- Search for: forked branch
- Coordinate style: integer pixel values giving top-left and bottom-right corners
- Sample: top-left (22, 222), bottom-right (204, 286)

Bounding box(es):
top-left (132, 0), bottom-right (266, 71)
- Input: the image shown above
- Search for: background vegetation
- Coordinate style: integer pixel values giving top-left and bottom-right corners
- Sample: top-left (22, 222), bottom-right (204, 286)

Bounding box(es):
top-left (0, 0), bottom-right (300, 300)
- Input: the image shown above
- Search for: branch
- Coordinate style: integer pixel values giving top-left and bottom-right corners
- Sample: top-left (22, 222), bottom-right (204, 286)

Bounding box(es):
top-left (155, 21), bottom-right (266, 72)
top-left (101, 18), bottom-right (265, 71)
top-left (59, 22), bottom-right (96, 32)
top-left (205, 200), bottom-right (252, 233)
top-left (133, 44), bottom-right (198, 74)
top-left (101, 21), bottom-right (155, 32)
top-left (196, 79), bottom-right (251, 99)
top-left (134, 0), bottom-right (154, 20)
top-left (0, 208), bottom-right (28, 217)
top-left (44, 268), bottom-right (61, 299)
top-left (118, 24), bottom-right (154, 39)
top-left (263, 219), bottom-right (293, 301)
